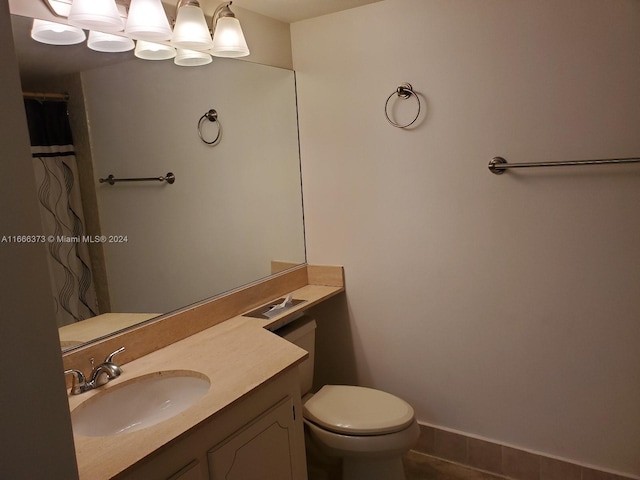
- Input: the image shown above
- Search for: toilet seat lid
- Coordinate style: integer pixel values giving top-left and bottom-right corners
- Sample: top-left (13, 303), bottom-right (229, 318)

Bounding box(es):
top-left (303, 385), bottom-right (415, 435)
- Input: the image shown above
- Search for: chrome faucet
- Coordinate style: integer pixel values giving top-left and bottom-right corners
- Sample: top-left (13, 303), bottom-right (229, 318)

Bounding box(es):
top-left (64, 347), bottom-right (125, 395)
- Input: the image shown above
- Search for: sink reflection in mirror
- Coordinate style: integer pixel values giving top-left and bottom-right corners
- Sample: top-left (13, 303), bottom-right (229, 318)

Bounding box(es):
top-left (71, 370), bottom-right (210, 437)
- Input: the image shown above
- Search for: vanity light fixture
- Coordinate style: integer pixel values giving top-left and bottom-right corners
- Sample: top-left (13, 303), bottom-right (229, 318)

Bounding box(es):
top-left (135, 40), bottom-right (177, 60)
top-left (210, 2), bottom-right (249, 58)
top-left (174, 48), bottom-right (212, 66)
top-left (125, 0), bottom-right (172, 41)
top-left (68, 0), bottom-right (124, 33)
top-left (87, 30), bottom-right (135, 52)
top-left (171, 0), bottom-right (213, 51)
top-left (30, 19), bottom-right (86, 45)
top-left (35, 0), bottom-right (249, 65)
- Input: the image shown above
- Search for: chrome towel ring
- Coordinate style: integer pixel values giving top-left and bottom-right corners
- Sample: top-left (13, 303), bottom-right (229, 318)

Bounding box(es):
top-left (198, 108), bottom-right (221, 145)
top-left (384, 83), bottom-right (421, 128)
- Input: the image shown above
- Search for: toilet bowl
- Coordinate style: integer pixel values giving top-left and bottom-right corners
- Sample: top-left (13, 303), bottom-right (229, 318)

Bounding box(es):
top-left (275, 316), bottom-right (419, 480)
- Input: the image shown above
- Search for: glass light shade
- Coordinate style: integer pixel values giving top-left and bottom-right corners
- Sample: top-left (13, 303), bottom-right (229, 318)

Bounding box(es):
top-left (135, 40), bottom-right (176, 60)
top-left (125, 0), bottom-right (172, 41)
top-left (68, 0), bottom-right (124, 33)
top-left (31, 19), bottom-right (86, 45)
top-left (87, 31), bottom-right (135, 52)
top-left (174, 48), bottom-right (212, 67)
top-left (211, 16), bottom-right (249, 57)
top-left (171, 5), bottom-right (213, 51)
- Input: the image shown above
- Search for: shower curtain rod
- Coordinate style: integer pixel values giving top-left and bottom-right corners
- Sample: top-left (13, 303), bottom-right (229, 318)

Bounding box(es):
top-left (22, 91), bottom-right (69, 102)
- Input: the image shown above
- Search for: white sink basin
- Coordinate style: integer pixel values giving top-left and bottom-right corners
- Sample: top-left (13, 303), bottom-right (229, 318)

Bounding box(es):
top-left (71, 370), bottom-right (210, 437)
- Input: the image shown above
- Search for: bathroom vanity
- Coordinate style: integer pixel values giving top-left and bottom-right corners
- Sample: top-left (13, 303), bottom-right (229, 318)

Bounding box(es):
top-left (64, 264), bottom-right (344, 479)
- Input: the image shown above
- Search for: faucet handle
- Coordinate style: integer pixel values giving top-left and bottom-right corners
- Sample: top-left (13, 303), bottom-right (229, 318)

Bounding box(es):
top-left (64, 369), bottom-right (87, 395)
top-left (64, 368), bottom-right (86, 382)
top-left (104, 346), bottom-right (125, 364)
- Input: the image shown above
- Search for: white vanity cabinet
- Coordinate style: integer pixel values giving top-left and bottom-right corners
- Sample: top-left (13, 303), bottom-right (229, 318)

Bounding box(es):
top-left (116, 369), bottom-right (307, 480)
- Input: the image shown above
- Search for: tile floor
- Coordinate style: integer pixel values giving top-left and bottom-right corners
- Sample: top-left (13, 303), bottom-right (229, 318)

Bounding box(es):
top-left (308, 451), bottom-right (505, 480)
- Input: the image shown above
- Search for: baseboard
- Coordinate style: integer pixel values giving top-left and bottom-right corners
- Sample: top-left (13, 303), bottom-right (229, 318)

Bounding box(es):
top-left (414, 423), bottom-right (639, 480)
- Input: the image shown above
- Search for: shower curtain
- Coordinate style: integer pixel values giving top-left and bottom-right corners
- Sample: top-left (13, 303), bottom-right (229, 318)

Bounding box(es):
top-left (24, 98), bottom-right (98, 327)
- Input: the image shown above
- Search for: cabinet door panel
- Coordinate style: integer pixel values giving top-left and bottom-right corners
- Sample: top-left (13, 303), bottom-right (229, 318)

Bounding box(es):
top-left (208, 397), bottom-right (295, 480)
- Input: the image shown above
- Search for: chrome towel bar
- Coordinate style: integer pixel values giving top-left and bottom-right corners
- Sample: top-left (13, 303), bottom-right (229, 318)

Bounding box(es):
top-left (489, 156), bottom-right (640, 175)
top-left (99, 172), bottom-right (175, 185)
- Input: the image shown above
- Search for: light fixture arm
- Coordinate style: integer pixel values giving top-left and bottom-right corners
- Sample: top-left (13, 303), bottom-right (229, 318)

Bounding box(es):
top-left (171, 0), bottom-right (234, 28)
top-left (177, 0), bottom-right (202, 8)
top-left (40, 0), bottom-right (130, 19)
top-left (41, 0), bottom-right (65, 18)
top-left (170, 0), bottom-right (202, 25)
top-left (213, 2), bottom-right (236, 23)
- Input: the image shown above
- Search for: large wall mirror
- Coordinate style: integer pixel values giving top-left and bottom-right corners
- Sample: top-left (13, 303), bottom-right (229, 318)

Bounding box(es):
top-left (10, 13), bottom-right (306, 352)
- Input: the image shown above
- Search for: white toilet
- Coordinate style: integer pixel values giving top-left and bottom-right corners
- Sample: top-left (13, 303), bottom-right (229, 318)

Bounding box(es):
top-left (275, 316), bottom-right (420, 480)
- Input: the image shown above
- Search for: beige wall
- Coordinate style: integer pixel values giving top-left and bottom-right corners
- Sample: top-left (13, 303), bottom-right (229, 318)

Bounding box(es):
top-left (0, 0), bottom-right (78, 477)
top-left (232, 5), bottom-right (292, 69)
top-left (293, 0), bottom-right (640, 477)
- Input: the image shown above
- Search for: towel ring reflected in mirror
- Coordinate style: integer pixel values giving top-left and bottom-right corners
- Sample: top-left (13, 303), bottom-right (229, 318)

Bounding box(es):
top-left (198, 108), bottom-right (221, 145)
top-left (384, 83), bottom-right (421, 128)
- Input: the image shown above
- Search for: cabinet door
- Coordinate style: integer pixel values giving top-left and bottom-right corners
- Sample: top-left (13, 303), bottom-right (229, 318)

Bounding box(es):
top-left (208, 397), bottom-right (297, 480)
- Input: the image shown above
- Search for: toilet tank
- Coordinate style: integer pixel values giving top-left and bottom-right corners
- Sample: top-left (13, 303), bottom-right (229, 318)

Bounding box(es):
top-left (274, 316), bottom-right (316, 396)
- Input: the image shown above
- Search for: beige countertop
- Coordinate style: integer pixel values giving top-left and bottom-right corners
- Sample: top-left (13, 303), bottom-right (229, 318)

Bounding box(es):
top-left (70, 315), bottom-right (307, 479)
top-left (68, 275), bottom-right (344, 479)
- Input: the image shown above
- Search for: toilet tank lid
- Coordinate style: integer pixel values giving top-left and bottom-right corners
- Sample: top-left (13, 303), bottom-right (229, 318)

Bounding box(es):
top-left (303, 385), bottom-right (415, 435)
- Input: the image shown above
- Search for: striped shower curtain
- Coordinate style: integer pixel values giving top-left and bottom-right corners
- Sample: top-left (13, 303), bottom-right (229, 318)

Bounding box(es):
top-left (24, 99), bottom-right (98, 327)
